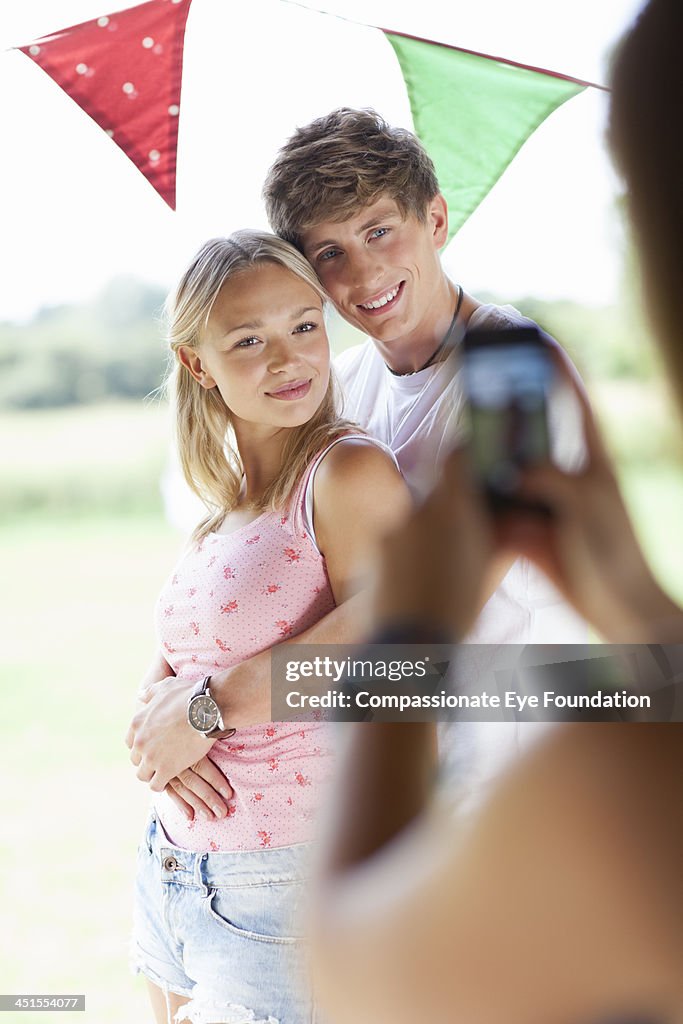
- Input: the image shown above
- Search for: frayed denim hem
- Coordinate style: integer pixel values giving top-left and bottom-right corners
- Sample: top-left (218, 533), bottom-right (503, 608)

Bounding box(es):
top-left (174, 997), bottom-right (279, 1024)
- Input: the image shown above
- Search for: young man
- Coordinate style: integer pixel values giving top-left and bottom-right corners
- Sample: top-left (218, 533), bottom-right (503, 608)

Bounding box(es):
top-left (263, 106), bottom-right (585, 648)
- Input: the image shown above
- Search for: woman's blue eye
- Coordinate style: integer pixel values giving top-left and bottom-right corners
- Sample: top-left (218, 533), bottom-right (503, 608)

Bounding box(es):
top-left (294, 322), bottom-right (317, 334)
top-left (235, 336), bottom-right (260, 349)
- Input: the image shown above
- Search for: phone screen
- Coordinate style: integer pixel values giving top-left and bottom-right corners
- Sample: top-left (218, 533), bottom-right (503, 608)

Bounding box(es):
top-left (462, 327), bottom-right (553, 509)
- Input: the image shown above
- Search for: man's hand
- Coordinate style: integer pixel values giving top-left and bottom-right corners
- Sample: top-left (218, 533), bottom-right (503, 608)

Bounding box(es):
top-left (164, 755), bottom-right (234, 820)
top-left (126, 675), bottom-right (219, 791)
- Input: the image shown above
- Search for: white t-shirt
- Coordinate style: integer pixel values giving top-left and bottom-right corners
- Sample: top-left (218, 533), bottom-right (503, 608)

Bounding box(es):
top-left (334, 302), bottom-right (587, 646)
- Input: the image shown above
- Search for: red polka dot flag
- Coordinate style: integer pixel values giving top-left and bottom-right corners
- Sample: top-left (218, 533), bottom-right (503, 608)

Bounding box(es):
top-left (18, 0), bottom-right (192, 209)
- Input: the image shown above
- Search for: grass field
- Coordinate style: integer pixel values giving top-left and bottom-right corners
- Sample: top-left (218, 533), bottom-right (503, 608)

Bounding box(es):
top-left (0, 516), bottom-right (181, 1023)
top-left (0, 402), bottom-right (171, 521)
top-left (1, 397), bottom-right (682, 1021)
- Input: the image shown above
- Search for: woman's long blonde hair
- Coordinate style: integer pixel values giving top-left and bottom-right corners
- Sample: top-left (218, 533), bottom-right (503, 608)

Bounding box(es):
top-left (165, 231), bottom-right (357, 540)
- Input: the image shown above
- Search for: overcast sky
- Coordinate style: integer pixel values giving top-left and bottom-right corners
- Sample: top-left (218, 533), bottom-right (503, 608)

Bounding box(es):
top-left (0, 0), bottom-right (644, 321)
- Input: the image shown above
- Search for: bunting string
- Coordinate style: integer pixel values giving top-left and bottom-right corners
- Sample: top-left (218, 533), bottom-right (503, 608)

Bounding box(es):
top-left (14, 0), bottom-right (605, 225)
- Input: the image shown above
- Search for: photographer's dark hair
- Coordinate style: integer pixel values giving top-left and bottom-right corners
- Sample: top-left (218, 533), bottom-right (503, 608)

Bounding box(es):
top-left (608, 0), bottom-right (683, 417)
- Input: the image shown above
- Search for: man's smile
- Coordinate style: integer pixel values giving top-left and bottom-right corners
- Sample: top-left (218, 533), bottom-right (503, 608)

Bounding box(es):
top-left (356, 281), bottom-right (405, 315)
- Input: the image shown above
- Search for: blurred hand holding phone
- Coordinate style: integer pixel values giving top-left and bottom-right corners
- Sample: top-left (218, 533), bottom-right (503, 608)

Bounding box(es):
top-left (461, 325), bottom-right (583, 514)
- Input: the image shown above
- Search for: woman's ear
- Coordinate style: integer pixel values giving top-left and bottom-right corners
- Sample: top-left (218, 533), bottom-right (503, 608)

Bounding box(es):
top-left (177, 346), bottom-right (217, 389)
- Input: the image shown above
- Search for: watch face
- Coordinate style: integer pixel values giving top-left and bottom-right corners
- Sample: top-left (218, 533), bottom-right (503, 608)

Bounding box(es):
top-left (188, 695), bottom-right (220, 733)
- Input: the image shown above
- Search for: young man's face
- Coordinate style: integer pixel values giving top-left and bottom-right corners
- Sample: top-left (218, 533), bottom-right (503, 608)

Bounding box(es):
top-left (300, 195), bottom-right (449, 347)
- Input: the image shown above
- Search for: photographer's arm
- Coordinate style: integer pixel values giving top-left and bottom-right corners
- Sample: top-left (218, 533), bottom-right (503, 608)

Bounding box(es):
top-left (317, 447), bottom-right (494, 874)
top-left (314, 723), bottom-right (683, 1024)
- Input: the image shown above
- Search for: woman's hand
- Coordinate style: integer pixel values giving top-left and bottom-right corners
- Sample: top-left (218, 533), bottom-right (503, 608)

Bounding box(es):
top-left (499, 382), bottom-right (683, 642)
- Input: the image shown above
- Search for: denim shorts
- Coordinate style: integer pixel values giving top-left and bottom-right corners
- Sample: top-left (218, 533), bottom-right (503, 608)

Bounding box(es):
top-left (131, 813), bottom-right (318, 1024)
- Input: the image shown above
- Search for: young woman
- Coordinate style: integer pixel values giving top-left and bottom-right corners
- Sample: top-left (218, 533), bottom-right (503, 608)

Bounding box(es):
top-left (130, 231), bottom-right (410, 1024)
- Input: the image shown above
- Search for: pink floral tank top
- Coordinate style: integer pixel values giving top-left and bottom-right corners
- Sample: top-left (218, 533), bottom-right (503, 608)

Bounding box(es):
top-left (153, 436), bottom-right (375, 853)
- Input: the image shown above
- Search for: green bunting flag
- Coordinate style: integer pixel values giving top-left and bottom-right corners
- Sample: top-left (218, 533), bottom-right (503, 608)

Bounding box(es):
top-left (384, 30), bottom-right (600, 240)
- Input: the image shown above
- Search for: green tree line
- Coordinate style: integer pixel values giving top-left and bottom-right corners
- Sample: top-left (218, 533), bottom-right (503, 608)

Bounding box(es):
top-left (0, 277), bottom-right (168, 409)
top-left (0, 273), bottom-right (661, 410)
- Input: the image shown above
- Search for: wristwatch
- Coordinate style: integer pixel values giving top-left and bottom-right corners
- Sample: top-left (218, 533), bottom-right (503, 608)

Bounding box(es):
top-left (187, 676), bottom-right (236, 739)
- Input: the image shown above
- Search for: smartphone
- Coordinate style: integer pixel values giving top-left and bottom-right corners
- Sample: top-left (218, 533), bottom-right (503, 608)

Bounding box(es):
top-left (461, 325), bottom-right (554, 513)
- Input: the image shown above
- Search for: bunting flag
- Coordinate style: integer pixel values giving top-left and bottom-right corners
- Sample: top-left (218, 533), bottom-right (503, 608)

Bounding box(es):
top-left (384, 30), bottom-right (605, 241)
top-left (18, 0), bottom-right (192, 209)
top-left (16, 1), bottom-right (605, 226)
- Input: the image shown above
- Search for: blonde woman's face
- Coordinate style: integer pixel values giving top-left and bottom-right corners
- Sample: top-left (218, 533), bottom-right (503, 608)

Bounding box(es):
top-left (182, 263), bottom-right (330, 433)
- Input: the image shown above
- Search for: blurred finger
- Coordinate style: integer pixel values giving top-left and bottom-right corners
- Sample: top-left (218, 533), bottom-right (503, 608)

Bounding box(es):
top-left (441, 443), bottom-right (470, 485)
top-left (514, 464), bottom-right (582, 514)
top-left (433, 446), bottom-right (480, 506)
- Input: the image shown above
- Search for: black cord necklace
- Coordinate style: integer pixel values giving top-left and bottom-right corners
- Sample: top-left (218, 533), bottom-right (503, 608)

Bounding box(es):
top-left (386, 284), bottom-right (464, 377)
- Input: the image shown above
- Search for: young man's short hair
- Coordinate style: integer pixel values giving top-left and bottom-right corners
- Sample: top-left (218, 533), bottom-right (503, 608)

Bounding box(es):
top-left (263, 108), bottom-right (440, 250)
